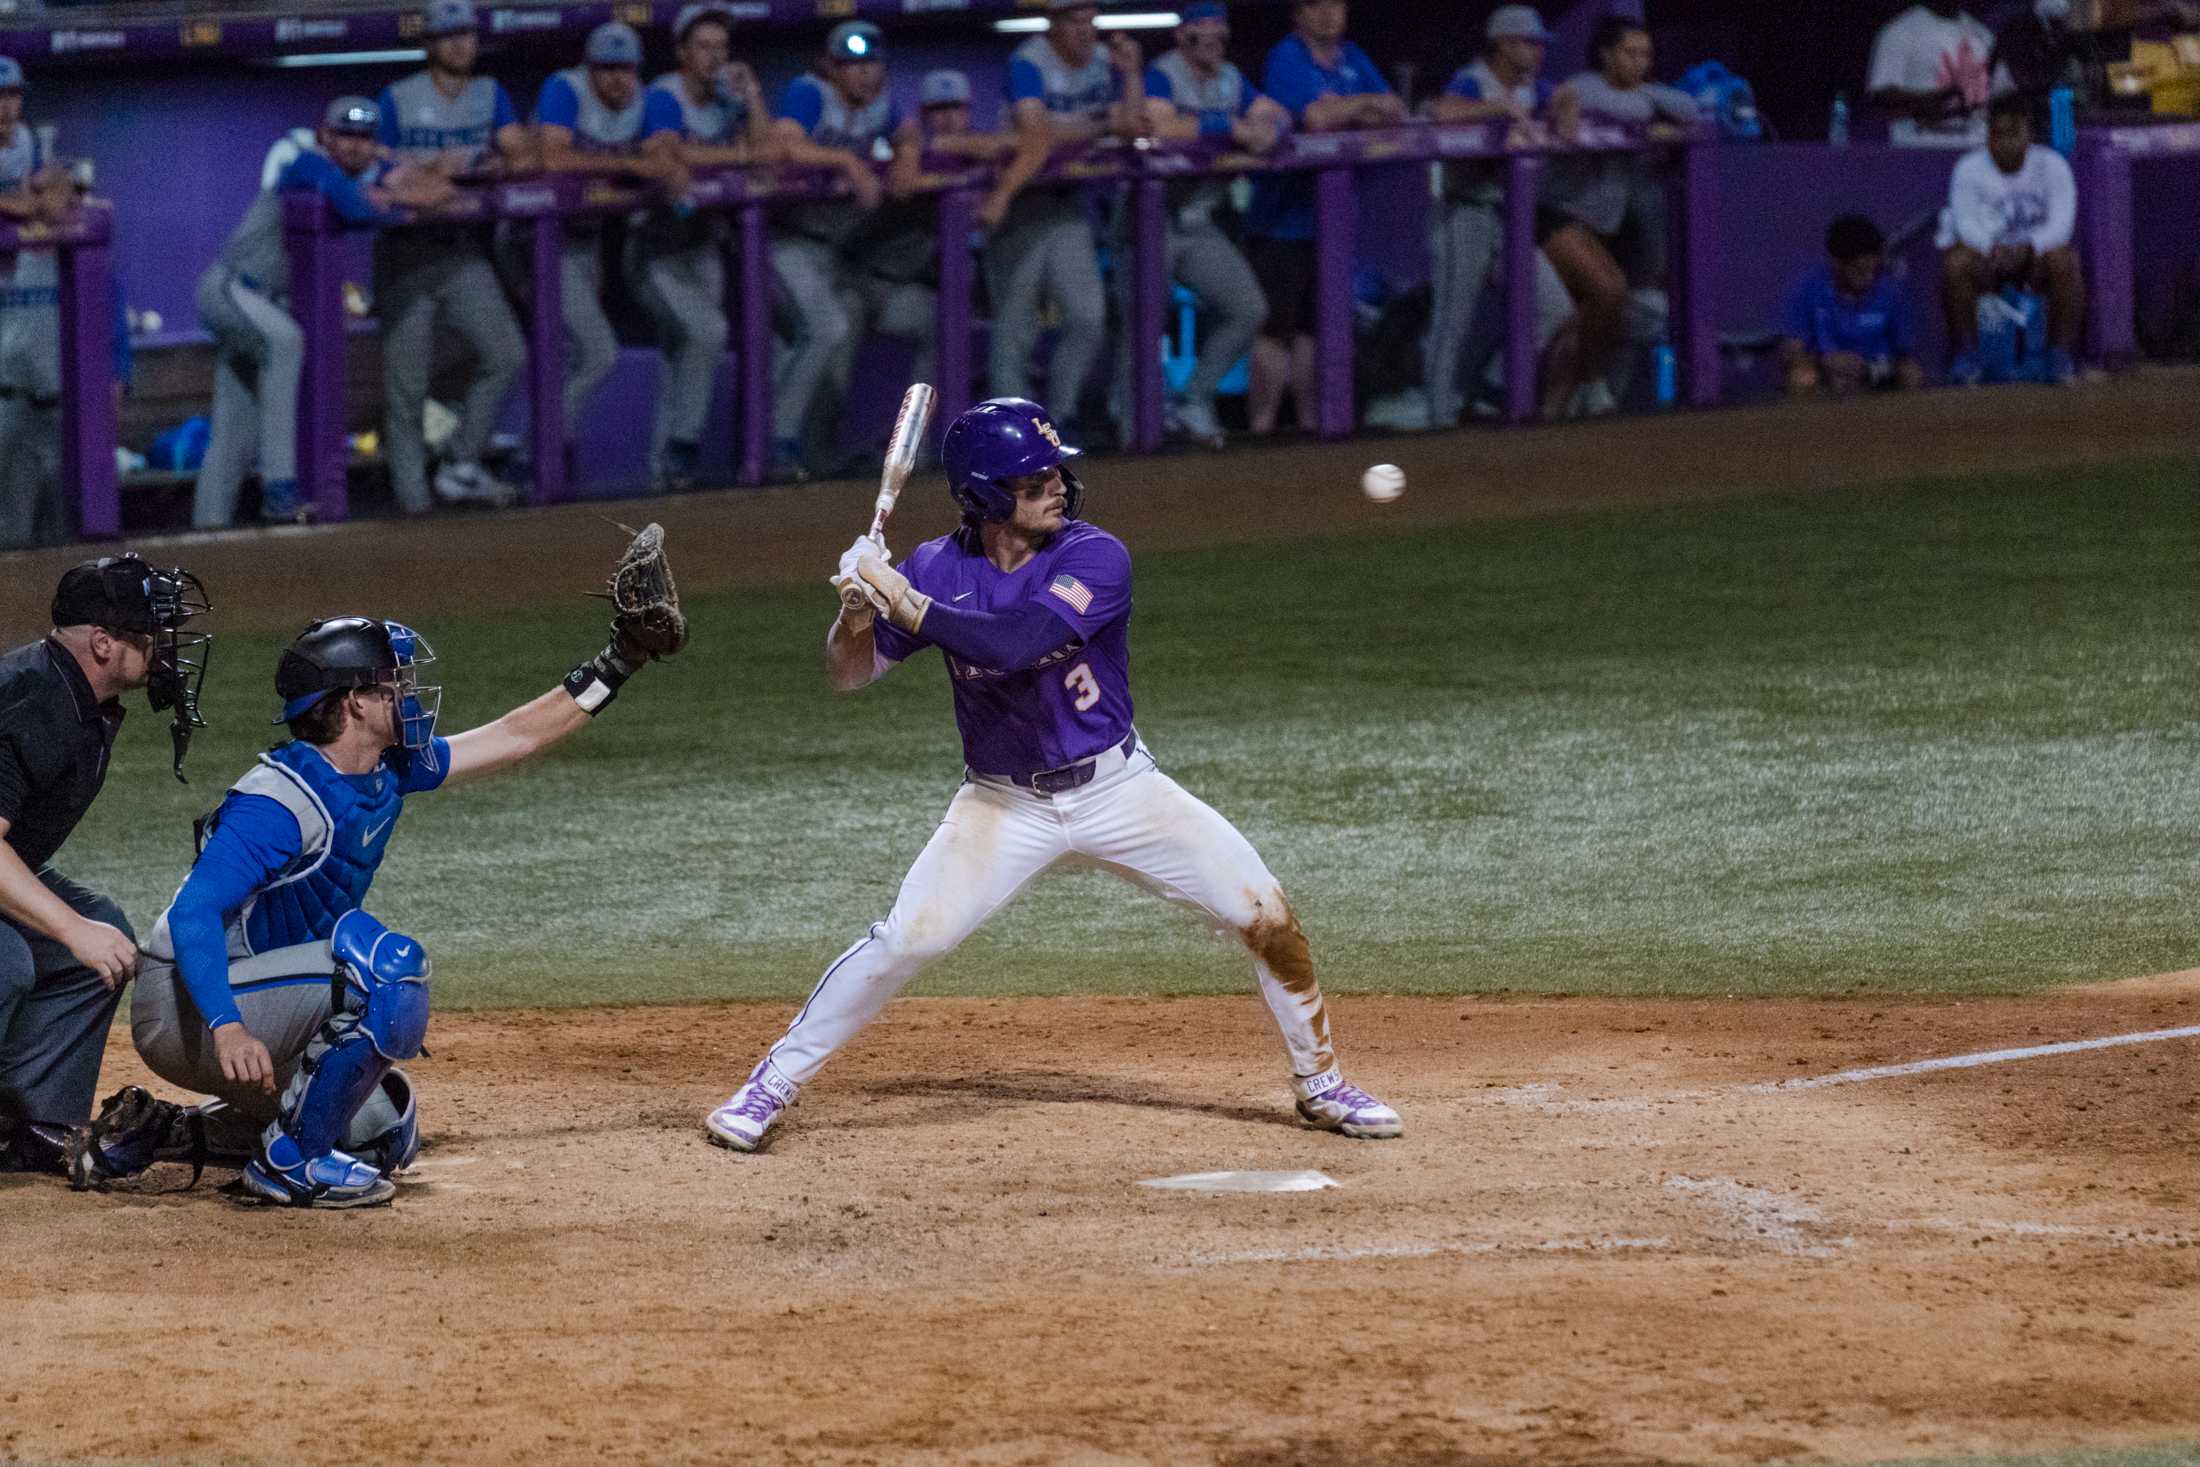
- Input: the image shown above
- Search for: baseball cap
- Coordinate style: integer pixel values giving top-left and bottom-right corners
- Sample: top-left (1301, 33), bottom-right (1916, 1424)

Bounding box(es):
top-left (585, 20), bottom-right (643, 66)
top-left (1485, 4), bottom-right (1552, 43)
top-left (920, 69), bottom-right (972, 108)
top-left (826, 20), bottom-right (883, 62)
top-left (1180, 3), bottom-right (1228, 22)
top-left (672, 2), bottom-right (733, 41)
top-left (323, 95), bottom-right (381, 136)
top-left (422, 0), bottom-right (477, 37)
top-left (52, 555), bottom-right (161, 632)
top-left (0, 57), bottom-right (23, 91)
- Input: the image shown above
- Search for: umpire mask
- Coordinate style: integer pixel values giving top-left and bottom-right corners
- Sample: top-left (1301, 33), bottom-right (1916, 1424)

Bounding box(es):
top-left (52, 555), bottom-right (214, 783)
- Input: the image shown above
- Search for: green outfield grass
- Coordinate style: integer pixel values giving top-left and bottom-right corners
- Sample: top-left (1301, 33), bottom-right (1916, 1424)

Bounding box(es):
top-left (59, 453), bottom-right (2200, 1008)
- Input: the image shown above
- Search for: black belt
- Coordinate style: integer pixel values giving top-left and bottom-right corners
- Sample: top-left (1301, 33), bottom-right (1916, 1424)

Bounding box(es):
top-left (0, 387), bottom-right (60, 408)
top-left (1007, 731), bottom-right (1138, 796)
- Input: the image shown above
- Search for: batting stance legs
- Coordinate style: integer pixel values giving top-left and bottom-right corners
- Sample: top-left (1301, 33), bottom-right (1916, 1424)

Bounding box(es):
top-left (734, 738), bottom-right (1353, 1137)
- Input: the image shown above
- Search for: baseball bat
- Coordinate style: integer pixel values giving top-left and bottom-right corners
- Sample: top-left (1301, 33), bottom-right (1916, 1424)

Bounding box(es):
top-left (869, 382), bottom-right (936, 541)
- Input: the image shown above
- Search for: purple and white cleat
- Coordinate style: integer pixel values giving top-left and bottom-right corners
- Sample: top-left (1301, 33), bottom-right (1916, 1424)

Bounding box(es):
top-left (705, 1059), bottom-right (798, 1153)
top-left (1293, 1069), bottom-right (1403, 1139)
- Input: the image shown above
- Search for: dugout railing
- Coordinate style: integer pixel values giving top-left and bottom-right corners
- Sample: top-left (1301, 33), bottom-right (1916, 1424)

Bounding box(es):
top-left (271, 120), bottom-right (1717, 523)
top-left (2, 205), bottom-right (120, 537)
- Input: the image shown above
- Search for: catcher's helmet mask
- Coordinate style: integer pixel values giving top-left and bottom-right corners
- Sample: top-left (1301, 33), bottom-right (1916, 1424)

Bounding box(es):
top-left (274, 616), bottom-right (442, 761)
top-left (52, 553), bottom-right (213, 782)
top-left (943, 398), bottom-right (1085, 543)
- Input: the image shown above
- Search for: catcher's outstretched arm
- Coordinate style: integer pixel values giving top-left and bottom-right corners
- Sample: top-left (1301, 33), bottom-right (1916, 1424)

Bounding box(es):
top-left (442, 686), bottom-right (594, 785)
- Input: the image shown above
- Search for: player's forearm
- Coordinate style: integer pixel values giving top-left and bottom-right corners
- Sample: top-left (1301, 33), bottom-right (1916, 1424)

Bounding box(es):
top-left (167, 899), bottom-right (243, 1032)
top-left (0, 837), bottom-right (84, 942)
top-left (914, 601), bottom-right (1077, 673)
top-left (826, 613), bottom-right (880, 691)
top-left (444, 687), bottom-right (591, 784)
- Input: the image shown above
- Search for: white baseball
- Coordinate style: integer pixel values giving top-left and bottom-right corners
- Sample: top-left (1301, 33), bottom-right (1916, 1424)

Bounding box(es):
top-left (1361, 464), bottom-right (1405, 503)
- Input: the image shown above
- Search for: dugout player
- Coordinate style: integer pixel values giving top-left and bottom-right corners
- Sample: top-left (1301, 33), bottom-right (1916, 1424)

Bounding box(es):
top-left (1423, 6), bottom-right (1581, 428)
top-left (988, 1), bottom-right (1151, 430)
top-left (374, 0), bottom-right (529, 514)
top-left (705, 397), bottom-right (1401, 1153)
top-left (0, 556), bottom-right (210, 1174)
top-left (193, 97), bottom-right (454, 530)
top-left (766, 21), bottom-right (894, 480)
top-left (1244, 0), bottom-right (1403, 436)
top-left (71, 534), bottom-right (685, 1207)
top-left (535, 23), bottom-right (686, 449)
top-left (1140, 4), bottom-right (1287, 449)
top-left (0, 56), bottom-right (75, 550)
top-left (636, 2), bottom-right (770, 489)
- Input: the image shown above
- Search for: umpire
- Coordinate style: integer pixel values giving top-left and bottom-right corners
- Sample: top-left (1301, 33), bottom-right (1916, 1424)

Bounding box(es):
top-left (0, 555), bottom-right (210, 1173)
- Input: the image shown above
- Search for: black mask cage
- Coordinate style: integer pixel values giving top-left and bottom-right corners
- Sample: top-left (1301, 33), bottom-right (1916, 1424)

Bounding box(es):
top-left (142, 568), bottom-right (213, 783)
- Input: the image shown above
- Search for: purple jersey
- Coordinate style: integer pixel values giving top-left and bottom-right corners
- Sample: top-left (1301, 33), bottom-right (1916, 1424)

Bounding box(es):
top-left (874, 521), bottom-right (1134, 777)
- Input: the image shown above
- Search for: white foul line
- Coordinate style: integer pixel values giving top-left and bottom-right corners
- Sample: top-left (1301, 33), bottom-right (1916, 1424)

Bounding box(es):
top-left (1742, 1023), bottom-right (2200, 1094)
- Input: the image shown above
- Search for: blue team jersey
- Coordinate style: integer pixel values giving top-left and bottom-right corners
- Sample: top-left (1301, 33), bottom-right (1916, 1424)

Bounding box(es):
top-left (150, 737), bottom-right (452, 1029)
top-left (1248, 33), bottom-right (1390, 241)
top-left (1782, 264), bottom-right (1912, 362)
top-left (537, 68), bottom-right (683, 150)
top-left (874, 521), bottom-right (1134, 777)
top-left (1006, 34), bottom-right (1121, 123)
top-left (376, 71), bottom-right (517, 163)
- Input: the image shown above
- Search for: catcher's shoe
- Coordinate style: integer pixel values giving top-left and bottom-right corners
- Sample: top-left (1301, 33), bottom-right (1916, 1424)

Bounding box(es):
top-left (1293, 1070), bottom-right (1403, 1140)
top-left (705, 1060), bottom-right (797, 1153)
top-left (66, 1085), bottom-right (207, 1191)
top-left (238, 1136), bottom-right (396, 1209)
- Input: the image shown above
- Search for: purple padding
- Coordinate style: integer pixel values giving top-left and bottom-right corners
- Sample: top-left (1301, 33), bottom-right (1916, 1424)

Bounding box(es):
top-left (2132, 155), bottom-right (2200, 358)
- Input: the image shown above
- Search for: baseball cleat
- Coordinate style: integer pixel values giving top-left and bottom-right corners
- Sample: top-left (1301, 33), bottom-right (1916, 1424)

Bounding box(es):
top-left (239, 1136), bottom-right (397, 1209)
top-left (706, 1060), bottom-right (798, 1153)
top-left (1293, 1070), bottom-right (1403, 1140)
top-left (432, 461), bottom-right (519, 508)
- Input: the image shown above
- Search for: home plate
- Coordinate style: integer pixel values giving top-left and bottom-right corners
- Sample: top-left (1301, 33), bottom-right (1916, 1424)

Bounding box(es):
top-left (1140, 1169), bottom-right (1339, 1194)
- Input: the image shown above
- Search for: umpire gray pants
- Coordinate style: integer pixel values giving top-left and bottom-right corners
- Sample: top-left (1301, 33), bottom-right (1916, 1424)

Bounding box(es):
top-left (192, 268), bottom-right (305, 529)
top-left (0, 870), bottom-right (128, 1129)
top-left (986, 206), bottom-right (1106, 419)
top-left (633, 241), bottom-right (728, 464)
top-left (373, 233), bottom-right (526, 513)
top-left (1425, 200), bottom-right (1574, 426)
top-left (131, 941), bottom-right (404, 1153)
top-left (559, 238), bottom-right (619, 427)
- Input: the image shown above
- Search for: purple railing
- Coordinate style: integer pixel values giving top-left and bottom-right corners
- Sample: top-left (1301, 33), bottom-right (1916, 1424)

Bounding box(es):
top-left (271, 120), bottom-right (1717, 522)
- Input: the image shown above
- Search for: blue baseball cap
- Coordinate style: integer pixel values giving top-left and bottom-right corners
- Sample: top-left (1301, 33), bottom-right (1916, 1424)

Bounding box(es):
top-left (827, 21), bottom-right (883, 62)
top-left (1181, 3), bottom-right (1228, 22)
top-left (324, 95), bottom-right (381, 135)
top-left (920, 69), bottom-right (971, 107)
top-left (0, 57), bottom-right (23, 91)
top-left (585, 20), bottom-right (643, 66)
top-left (422, 0), bottom-right (477, 37)
top-left (1485, 5), bottom-right (1553, 43)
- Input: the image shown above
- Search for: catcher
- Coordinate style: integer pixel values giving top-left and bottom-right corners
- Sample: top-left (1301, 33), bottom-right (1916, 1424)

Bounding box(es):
top-left (68, 527), bottom-right (685, 1207)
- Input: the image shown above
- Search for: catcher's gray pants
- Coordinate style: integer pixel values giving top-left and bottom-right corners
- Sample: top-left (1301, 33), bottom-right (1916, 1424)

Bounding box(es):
top-left (192, 268), bottom-right (304, 529)
top-left (633, 240), bottom-right (728, 463)
top-left (0, 871), bottom-right (128, 1129)
top-left (770, 234), bottom-right (855, 446)
top-left (559, 238), bottom-right (619, 426)
top-left (373, 234), bottom-right (526, 513)
top-left (130, 942), bottom-right (404, 1155)
top-left (1425, 200), bottom-right (1573, 425)
top-left (986, 207), bottom-right (1106, 418)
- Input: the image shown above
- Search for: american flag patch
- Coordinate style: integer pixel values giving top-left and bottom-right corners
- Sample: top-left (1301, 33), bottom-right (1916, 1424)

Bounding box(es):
top-left (1048, 574), bottom-right (1094, 615)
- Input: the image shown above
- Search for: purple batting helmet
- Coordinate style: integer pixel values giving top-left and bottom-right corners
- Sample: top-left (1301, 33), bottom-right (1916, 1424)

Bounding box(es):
top-left (942, 397), bottom-right (1084, 523)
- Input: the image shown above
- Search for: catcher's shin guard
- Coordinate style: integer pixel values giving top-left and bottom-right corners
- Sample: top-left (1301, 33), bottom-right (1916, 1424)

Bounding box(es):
top-left (66, 1086), bottom-right (209, 1190)
top-left (242, 912), bottom-right (428, 1209)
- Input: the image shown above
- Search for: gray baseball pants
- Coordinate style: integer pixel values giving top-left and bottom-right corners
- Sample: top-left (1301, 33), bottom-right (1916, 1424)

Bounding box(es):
top-left (986, 208), bottom-right (1106, 418)
top-left (769, 234), bottom-right (854, 446)
top-left (559, 239), bottom-right (619, 426)
top-left (0, 251), bottom-right (61, 547)
top-left (1425, 200), bottom-right (1574, 425)
top-left (192, 268), bottom-right (304, 529)
top-left (131, 941), bottom-right (405, 1156)
top-left (633, 240), bottom-right (728, 465)
top-left (0, 870), bottom-right (129, 1130)
top-left (373, 234), bottom-right (526, 513)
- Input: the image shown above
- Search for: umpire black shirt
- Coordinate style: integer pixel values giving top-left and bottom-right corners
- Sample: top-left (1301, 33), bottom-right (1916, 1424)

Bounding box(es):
top-left (0, 637), bottom-right (124, 872)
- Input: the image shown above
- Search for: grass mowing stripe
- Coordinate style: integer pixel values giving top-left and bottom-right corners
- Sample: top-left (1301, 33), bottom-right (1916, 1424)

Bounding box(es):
top-left (55, 454), bottom-right (2200, 1007)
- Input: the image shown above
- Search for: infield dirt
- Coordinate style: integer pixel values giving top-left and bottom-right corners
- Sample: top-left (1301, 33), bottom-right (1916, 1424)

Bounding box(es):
top-left (9, 978), bottom-right (2198, 1466)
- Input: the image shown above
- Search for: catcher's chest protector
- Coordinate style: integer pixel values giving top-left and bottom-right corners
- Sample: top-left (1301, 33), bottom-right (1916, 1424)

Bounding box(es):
top-left (234, 743), bottom-right (409, 954)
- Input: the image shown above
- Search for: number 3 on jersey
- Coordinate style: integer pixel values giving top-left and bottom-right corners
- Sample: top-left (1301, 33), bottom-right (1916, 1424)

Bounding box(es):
top-left (1064, 662), bottom-right (1100, 712)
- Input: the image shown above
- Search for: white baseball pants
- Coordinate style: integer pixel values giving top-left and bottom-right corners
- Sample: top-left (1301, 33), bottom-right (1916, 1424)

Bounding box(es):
top-left (764, 736), bottom-right (1337, 1087)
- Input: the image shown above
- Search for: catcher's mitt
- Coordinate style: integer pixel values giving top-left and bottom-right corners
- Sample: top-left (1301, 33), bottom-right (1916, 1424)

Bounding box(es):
top-left (602, 521), bottom-right (688, 661)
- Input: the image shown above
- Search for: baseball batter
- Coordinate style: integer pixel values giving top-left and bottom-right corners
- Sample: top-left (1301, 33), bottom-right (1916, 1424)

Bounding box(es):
top-left (705, 397), bottom-right (1400, 1152)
